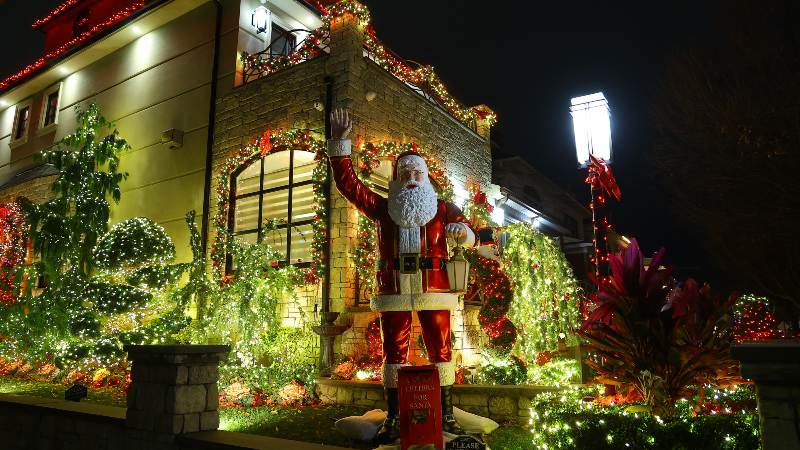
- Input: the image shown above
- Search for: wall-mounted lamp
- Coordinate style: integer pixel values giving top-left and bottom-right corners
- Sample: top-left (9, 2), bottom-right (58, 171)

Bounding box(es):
top-left (313, 101), bottom-right (324, 112)
top-left (365, 91), bottom-right (377, 102)
top-left (251, 1), bottom-right (271, 35)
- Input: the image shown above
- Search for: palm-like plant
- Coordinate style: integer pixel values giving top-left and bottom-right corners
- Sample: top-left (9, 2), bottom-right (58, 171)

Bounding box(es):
top-left (578, 240), bottom-right (739, 415)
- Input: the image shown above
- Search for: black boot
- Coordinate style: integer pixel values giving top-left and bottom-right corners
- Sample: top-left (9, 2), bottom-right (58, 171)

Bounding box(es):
top-left (375, 388), bottom-right (400, 444)
top-left (441, 385), bottom-right (465, 435)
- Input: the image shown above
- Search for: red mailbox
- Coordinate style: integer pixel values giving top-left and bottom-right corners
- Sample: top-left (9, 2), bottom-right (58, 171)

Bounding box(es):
top-left (398, 365), bottom-right (443, 450)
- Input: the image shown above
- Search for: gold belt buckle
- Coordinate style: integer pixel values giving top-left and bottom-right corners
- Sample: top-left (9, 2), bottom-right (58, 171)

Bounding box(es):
top-left (399, 254), bottom-right (419, 274)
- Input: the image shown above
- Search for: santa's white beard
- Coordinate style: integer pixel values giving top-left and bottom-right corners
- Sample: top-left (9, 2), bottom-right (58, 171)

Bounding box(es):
top-left (388, 179), bottom-right (438, 228)
top-left (388, 179), bottom-right (438, 259)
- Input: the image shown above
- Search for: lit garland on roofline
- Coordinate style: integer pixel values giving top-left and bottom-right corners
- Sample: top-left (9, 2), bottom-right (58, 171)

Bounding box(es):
top-left (211, 129), bottom-right (327, 283)
top-left (241, 0), bottom-right (496, 131)
top-left (0, 1), bottom-right (146, 92)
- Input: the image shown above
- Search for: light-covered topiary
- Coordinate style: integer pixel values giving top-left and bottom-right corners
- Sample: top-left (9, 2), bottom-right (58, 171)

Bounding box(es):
top-left (94, 217), bottom-right (175, 272)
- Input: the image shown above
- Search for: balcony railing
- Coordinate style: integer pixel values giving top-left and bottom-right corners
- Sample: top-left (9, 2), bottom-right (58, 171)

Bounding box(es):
top-left (241, 28), bottom-right (330, 84)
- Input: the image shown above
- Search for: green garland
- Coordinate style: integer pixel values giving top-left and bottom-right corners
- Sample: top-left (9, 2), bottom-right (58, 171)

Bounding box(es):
top-left (504, 223), bottom-right (581, 358)
top-left (211, 129), bottom-right (326, 283)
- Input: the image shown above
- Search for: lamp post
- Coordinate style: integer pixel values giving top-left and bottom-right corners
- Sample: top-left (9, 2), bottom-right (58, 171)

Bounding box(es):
top-left (570, 92), bottom-right (613, 295)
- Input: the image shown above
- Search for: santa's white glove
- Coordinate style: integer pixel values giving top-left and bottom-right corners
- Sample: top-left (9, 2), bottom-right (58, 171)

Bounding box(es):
top-left (446, 223), bottom-right (475, 247)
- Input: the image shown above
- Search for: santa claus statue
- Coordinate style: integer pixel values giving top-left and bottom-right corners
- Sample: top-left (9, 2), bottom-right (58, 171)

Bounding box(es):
top-left (327, 109), bottom-right (475, 443)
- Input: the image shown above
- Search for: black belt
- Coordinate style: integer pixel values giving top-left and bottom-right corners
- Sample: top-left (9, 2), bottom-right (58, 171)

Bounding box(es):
top-left (379, 256), bottom-right (447, 274)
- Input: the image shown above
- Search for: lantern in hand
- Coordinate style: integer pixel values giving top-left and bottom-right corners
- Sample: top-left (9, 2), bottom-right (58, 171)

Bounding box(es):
top-left (446, 246), bottom-right (470, 294)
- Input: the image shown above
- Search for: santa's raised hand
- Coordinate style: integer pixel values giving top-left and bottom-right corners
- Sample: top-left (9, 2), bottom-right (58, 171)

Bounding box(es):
top-left (330, 108), bottom-right (352, 140)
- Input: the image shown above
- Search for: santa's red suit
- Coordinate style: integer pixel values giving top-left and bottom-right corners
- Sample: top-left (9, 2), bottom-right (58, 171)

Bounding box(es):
top-left (327, 139), bottom-right (476, 388)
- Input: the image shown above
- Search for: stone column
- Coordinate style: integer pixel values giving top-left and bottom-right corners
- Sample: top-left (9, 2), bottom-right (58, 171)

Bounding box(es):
top-left (125, 345), bottom-right (230, 439)
top-left (732, 342), bottom-right (800, 450)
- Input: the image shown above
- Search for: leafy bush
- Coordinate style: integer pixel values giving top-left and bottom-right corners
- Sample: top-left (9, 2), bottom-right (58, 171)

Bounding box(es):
top-left (528, 358), bottom-right (581, 386)
top-left (578, 240), bottom-right (740, 416)
top-left (477, 355), bottom-right (527, 385)
top-left (81, 281), bottom-right (152, 314)
top-left (527, 387), bottom-right (759, 450)
top-left (94, 217), bottom-right (175, 271)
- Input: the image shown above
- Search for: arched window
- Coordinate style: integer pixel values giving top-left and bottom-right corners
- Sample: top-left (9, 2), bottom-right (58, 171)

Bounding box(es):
top-left (228, 149), bottom-right (317, 269)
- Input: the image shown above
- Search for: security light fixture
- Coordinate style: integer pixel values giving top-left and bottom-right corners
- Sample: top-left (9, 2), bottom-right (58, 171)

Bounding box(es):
top-left (570, 92), bottom-right (612, 167)
top-left (252, 1), bottom-right (271, 35)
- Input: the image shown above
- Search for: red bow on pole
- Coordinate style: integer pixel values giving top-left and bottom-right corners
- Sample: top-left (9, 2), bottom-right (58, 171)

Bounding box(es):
top-left (588, 154), bottom-right (621, 201)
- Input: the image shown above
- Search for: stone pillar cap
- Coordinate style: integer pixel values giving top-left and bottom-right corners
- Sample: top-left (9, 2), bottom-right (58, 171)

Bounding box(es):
top-left (125, 345), bottom-right (231, 364)
top-left (732, 341), bottom-right (800, 363)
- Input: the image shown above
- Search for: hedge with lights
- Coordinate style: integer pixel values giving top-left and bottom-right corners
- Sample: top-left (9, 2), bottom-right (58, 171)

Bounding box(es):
top-left (525, 386), bottom-right (759, 450)
top-left (0, 202), bottom-right (27, 304)
top-left (503, 223), bottom-right (582, 359)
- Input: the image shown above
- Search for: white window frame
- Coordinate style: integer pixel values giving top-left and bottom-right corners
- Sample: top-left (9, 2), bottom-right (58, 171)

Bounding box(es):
top-left (38, 82), bottom-right (63, 135)
top-left (9, 99), bottom-right (33, 148)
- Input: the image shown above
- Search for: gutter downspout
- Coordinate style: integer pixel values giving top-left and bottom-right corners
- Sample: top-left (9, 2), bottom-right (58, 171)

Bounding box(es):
top-left (200, 0), bottom-right (223, 258)
top-left (321, 76), bottom-right (334, 316)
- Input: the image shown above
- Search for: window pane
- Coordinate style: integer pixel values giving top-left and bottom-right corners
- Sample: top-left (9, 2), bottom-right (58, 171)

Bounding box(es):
top-left (233, 195), bottom-right (260, 232)
top-left (44, 91), bottom-right (59, 126)
top-left (262, 151), bottom-right (292, 190)
top-left (235, 160), bottom-right (263, 196)
top-left (293, 151), bottom-right (316, 183)
top-left (262, 227), bottom-right (288, 260)
top-left (370, 159), bottom-right (392, 198)
top-left (289, 222), bottom-right (313, 264)
top-left (290, 183), bottom-right (315, 222)
top-left (261, 189), bottom-right (289, 223)
top-left (15, 107), bottom-right (29, 140)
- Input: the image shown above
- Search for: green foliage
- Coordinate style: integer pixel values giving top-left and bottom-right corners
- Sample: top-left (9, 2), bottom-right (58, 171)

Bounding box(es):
top-left (503, 223), bottom-right (581, 357)
top-left (528, 358), bottom-right (581, 386)
top-left (527, 387), bottom-right (760, 450)
top-left (81, 281), bottom-right (152, 314)
top-left (477, 355), bottom-right (527, 385)
top-left (94, 217), bottom-right (175, 271)
top-left (20, 103), bottom-right (129, 287)
top-left (579, 241), bottom-right (740, 415)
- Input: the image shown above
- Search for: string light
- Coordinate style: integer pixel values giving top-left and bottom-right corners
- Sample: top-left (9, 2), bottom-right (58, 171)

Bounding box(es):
top-left (0, 2), bottom-right (146, 91)
top-left (504, 223), bottom-right (582, 358)
top-left (241, 0), bottom-right (497, 132)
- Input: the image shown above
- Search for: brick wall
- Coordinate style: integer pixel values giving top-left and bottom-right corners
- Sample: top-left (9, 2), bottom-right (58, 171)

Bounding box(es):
top-left (0, 175), bottom-right (56, 205)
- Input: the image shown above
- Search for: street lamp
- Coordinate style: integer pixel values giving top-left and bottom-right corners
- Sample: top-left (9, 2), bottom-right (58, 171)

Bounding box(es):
top-left (570, 92), bottom-right (614, 296)
top-left (570, 92), bottom-right (612, 167)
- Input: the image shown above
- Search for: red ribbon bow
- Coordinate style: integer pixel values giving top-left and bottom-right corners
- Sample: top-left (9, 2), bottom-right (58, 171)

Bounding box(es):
top-left (588, 154), bottom-right (621, 201)
top-left (259, 129), bottom-right (272, 156)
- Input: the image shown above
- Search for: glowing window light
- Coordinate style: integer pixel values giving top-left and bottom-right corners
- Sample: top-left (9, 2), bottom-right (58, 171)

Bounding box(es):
top-left (570, 92), bottom-right (612, 167)
top-left (251, 2), bottom-right (271, 35)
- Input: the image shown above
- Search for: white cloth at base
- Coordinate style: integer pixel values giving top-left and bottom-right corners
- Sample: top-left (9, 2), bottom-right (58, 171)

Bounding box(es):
top-left (334, 407), bottom-right (499, 445)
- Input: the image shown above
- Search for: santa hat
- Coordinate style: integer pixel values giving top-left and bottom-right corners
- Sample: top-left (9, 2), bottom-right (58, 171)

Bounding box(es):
top-left (392, 150), bottom-right (429, 180)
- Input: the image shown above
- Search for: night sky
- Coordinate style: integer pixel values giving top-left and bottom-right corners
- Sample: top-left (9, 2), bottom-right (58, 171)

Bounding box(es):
top-left (0, 1), bottom-right (719, 284)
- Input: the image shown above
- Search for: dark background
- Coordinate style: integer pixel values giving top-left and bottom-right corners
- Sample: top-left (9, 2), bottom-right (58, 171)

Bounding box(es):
top-left (0, 1), bottom-right (717, 283)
